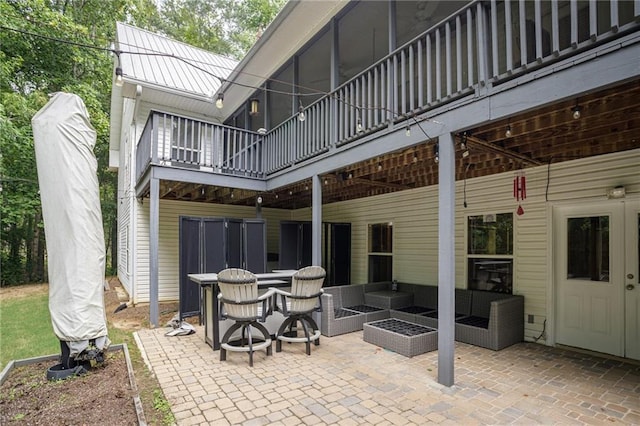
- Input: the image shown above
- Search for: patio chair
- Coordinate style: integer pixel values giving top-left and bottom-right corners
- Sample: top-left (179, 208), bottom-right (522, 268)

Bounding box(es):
top-left (217, 268), bottom-right (275, 367)
top-left (271, 266), bottom-right (326, 355)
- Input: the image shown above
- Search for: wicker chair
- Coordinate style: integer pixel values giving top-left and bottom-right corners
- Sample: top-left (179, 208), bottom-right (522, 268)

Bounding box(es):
top-left (271, 266), bottom-right (326, 355)
top-left (217, 268), bottom-right (275, 367)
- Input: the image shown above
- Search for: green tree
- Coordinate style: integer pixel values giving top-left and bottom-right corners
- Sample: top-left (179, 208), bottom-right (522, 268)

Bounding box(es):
top-left (0, 0), bottom-right (126, 285)
top-left (0, 0), bottom-right (285, 285)
top-left (153, 0), bottom-right (285, 59)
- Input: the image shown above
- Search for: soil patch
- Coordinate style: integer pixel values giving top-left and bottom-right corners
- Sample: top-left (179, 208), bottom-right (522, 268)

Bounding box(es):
top-left (0, 278), bottom-right (184, 425)
top-left (0, 351), bottom-right (136, 425)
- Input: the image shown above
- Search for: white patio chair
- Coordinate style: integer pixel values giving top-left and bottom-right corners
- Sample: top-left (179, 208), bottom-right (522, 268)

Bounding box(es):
top-left (271, 266), bottom-right (325, 355)
top-left (217, 268), bottom-right (275, 367)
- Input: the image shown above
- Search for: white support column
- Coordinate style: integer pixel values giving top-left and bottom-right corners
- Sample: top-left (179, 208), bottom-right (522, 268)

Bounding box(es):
top-left (149, 176), bottom-right (160, 328)
top-left (437, 132), bottom-right (455, 387)
top-left (312, 174), bottom-right (322, 265)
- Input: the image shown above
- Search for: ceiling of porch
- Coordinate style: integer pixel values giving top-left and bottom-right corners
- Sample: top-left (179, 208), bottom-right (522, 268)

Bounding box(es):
top-left (158, 78), bottom-right (640, 210)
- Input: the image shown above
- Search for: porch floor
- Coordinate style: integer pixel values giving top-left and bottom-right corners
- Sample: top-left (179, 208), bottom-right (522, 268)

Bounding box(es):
top-left (135, 326), bottom-right (640, 425)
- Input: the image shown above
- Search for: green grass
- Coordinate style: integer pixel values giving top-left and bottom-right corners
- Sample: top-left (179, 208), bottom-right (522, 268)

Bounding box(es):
top-left (0, 293), bottom-right (59, 369)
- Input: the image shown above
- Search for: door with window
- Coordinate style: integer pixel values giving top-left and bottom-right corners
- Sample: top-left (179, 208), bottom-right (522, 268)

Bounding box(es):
top-left (554, 200), bottom-right (639, 360)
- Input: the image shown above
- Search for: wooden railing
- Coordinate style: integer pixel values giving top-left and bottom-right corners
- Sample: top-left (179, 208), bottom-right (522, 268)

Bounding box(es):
top-left (137, 0), bottom-right (640, 181)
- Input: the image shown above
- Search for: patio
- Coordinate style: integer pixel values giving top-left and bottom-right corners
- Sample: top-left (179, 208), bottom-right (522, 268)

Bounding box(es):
top-left (134, 326), bottom-right (639, 425)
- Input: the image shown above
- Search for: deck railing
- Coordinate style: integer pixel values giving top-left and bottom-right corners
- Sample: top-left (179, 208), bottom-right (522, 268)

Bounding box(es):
top-left (136, 112), bottom-right (264, 182)
top-left (136, 0), bottom-right (640, 181)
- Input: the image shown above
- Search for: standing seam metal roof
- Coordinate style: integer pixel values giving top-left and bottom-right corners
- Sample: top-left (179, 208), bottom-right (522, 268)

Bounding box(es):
top-left (115, 22), bottom-right (238, 97)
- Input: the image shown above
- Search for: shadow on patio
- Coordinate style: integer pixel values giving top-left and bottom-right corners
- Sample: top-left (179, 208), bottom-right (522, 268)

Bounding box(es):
top-left (135, 326), bottom-right (639, 425)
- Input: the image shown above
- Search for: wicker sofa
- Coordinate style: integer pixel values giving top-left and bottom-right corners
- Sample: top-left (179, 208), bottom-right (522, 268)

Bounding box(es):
top-left (320, 284), bottom-right (389, 337)
top-left (454, 290), bottom-right (524, 350)
top-left (323, 283), bottom-right (524, 351)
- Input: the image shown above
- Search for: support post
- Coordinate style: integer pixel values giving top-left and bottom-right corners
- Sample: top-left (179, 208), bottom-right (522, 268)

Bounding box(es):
top-left (437, 132), bottom-right (455, 386)
top-left (149, 176), bottom-right (160, 328)
top-left (311, 174), bottom-right (322, 265)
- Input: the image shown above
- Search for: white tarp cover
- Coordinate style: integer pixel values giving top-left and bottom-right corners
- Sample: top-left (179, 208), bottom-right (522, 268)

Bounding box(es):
top-left (32, 93), bottom-right (109, 354)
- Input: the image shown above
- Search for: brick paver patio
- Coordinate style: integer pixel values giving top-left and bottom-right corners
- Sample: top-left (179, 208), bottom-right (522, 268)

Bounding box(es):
top-left (135, 326), bottom-right (640, 425)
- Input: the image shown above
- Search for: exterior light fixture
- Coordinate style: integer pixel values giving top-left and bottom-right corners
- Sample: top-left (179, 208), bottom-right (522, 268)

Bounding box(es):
top-left (215, 93), bottom-right (224, 109)
top-left (378, 162), bottom-right (383, 171)
top-left (572, 105), bottom-right (581, 119)
top-left (434, 143), bottom-right (439, 163)
top-left (356, 118), bottom-right (363, 132)
top-left (256, 196), bottom-right (263, 204)
top-left (298, 100), bottom-right (306, 122)
top-left (505, 125), bottom-right (512, 138)
top-left (607, 186), bottom-right (625, 199)
top-left (405, 126), bottom-right (411, 137)
top-left (230, 191), bottom-right (234, 199)
top-left (249, 98), bottom-right (259, 116)
top-left (413, 152), bottom-right (418, 163)
top-left (324, 178), bottom-right (328, 185)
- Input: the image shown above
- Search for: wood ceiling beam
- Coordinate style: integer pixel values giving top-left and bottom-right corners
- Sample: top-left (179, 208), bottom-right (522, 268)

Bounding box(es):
top-left (465, 135), bottom-right (543, 166)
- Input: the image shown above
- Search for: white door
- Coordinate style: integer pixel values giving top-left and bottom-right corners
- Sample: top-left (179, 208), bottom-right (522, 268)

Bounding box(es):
top-left (624, 199), bottom-right (640, 360)
top-left (555, 202), bottom-right (624, 356)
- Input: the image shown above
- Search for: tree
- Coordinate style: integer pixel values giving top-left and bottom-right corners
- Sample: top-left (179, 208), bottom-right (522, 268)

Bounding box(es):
top-left (151, 0), bottom-right (286, 59)
top-left (0, 0), bottom-right (285, 285)
top-left (0, 0), bottom-right (125, 285)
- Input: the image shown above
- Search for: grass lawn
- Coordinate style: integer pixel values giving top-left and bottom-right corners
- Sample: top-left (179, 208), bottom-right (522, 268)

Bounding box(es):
top-left (0, 291), bottom-right (59, 369)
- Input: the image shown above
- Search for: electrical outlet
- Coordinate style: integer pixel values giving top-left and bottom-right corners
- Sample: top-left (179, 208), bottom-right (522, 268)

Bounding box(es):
top-left (528, 314), bottom-right (535, 324)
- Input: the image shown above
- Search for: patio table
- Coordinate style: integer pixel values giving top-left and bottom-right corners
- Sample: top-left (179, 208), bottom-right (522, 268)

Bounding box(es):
top-left (189, 270), bottom-right (296, 350)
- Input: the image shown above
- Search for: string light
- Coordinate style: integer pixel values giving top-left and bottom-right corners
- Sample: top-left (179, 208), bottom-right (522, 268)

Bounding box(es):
top-left (298, 102), bottom-right (306, 122)
top-left (461, 133), bottom-right (470, 158)
top-left (0, 25), bottom-right (439, 143)
top-left (572, 105), bottom-right (581, 119)
top-left (505, 125), bottom-right (512, 138)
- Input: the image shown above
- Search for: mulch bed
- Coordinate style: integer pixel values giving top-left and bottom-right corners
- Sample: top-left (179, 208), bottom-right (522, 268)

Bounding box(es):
top-left (0, 350), bottom-right (138, 425)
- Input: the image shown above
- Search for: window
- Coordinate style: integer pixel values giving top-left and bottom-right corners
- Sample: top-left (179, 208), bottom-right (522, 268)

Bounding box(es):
top-left (467, 213), bottom-right (513, 293)
top-left (368, 223), bottom-right (392, 282)
top-left (567, 216), bottom-right (609, 282)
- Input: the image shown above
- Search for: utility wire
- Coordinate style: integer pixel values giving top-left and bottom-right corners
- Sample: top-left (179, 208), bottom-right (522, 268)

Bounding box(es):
top-left (1, 23), bottom-right (439, 143)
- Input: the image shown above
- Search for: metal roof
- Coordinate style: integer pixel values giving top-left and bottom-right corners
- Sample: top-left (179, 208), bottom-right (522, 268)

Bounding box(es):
top-left (115, 22), bottom-right (238, 97)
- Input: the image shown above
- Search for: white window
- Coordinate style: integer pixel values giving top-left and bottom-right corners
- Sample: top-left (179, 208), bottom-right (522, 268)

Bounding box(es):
top-left (467, 213), bottom-right (513, 293)
top-left (368, 222), bottom-right (393, 282)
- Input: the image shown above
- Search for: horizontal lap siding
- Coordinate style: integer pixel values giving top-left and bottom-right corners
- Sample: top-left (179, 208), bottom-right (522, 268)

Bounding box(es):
top-left (294, 149), bottom-right (640, 344)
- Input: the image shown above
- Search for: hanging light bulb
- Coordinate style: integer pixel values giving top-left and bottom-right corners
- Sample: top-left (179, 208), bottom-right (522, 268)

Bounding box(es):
top-left (434, 143), bottom-right (439, 164)
top-left (377, 162), bottom-right (383, 171)
top-left (413, 152), bottom-right (418, 163)
top-left (461, 133), bottom-right (470, 158)
top-left (405, 126), bottom-right (411, 137)
top-left (115, 67), bottom-right (123, 87)
top-left (215, 93), bottom-right (224, 109)
top-left (356, 118), bottom-right (363, 133)
top-left (505, 125), bottom-right (512, 138)
top-left (572, 105), bottom-right (581, 119)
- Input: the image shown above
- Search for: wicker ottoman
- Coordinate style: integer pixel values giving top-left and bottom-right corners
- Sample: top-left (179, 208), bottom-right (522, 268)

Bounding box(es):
top-left (363, 318), bottom-right (437, 357)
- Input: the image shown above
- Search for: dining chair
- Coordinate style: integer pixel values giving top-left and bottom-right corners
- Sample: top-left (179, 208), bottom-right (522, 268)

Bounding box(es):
top-left (271, 266), bottom-right (325, 355)
top-left (217, 268), bottom-right (275, 366)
